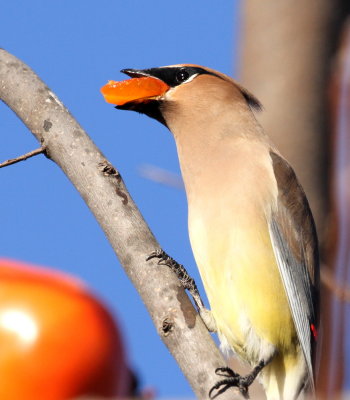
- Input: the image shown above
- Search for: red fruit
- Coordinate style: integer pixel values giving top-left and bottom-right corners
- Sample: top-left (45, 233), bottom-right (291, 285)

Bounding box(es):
top-left (0, 258), bottom-right (131, 399)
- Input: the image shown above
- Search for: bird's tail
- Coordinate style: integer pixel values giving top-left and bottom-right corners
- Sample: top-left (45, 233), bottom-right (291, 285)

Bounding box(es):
top-left (261, 352), bottom-right (310, 400)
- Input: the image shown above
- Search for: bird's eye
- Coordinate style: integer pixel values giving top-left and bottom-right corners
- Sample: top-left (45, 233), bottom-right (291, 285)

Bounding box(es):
top-left (176, 69), bottom-right (190, 83)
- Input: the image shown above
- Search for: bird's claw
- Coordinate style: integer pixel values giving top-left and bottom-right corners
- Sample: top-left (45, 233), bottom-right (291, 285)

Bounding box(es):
top-left (146, 249), bottom-right (195, 291)
top-left (215, 367), bottom-right (240, 379)
top-left (209, 361), bottom-right (266, 399)
top-left (209, 367), bottom-right (247, 399)
top-left (209, 368), bottom-right (250, 399)
top-left (146, 249), bottom-right (215, 330)
top-left (146, 249), bottom-right (165, 262)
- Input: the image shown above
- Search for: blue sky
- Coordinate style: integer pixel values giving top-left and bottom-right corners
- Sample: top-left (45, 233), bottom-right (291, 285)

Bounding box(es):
top-left (0, 1), bottom-right (239, 397)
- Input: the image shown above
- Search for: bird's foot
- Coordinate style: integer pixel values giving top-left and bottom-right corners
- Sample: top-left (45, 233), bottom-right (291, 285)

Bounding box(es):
top-left (209, 361), bottom-right (265, 399)
top-left (146, 249), bottom-right (216, 332)
top-left (146, 249), bottom-right (196, 291)
top-left (209, 367), bottom-right (244, 399)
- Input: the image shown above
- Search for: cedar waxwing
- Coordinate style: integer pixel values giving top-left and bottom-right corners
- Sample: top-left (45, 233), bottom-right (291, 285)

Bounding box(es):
top-left (101, 65), bottom-right (320, 400)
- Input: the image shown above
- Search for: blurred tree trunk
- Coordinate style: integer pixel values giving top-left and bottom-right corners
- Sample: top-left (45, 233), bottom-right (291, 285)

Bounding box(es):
top-left (239, 0), bottom-right (345, 237)
top-left (239, 1), bottom-right (349, 397)
top-left (326, 20), bottom-right (350, 397)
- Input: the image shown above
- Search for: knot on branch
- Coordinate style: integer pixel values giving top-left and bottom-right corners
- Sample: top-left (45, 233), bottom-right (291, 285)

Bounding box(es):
top-left (99, 160), bottom-right (128, 205)
top-left (161, 317), bottom-right (174, 336)
top-left (99, 161), bottom-right (118, 176)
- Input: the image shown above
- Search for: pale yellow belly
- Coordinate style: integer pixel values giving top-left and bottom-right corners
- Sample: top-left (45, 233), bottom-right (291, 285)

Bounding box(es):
top-left (189, 212), bottom-right (296, 362)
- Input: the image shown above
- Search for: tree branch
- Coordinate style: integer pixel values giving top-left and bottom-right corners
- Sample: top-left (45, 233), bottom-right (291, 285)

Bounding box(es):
top-left (0, 49), bottom-right (244, 399)
top-left (0, 147), bottom-right (45, 168)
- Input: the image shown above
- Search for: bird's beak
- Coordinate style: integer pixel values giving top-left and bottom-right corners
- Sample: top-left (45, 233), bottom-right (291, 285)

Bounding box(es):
top-left (100, 69), bottom-right (170, 107)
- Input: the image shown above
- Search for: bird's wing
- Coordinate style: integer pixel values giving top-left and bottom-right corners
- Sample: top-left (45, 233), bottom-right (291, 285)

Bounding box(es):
top-left (268, 151), bottom-right (319, 392)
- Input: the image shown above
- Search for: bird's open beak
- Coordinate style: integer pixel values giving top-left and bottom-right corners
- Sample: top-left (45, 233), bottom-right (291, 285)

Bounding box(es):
top-left (100, 69), bottom-right (170, 106)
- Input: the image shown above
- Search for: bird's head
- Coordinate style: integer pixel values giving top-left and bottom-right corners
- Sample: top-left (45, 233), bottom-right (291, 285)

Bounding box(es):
top-left (101, 64), bottom-right (262, 130)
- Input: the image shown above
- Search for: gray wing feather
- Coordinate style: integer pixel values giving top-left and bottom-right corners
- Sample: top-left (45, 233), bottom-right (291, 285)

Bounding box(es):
top-left (269, 219), bottom-right (315, 394)
top-left (268, 151), bottom-right (319, 395)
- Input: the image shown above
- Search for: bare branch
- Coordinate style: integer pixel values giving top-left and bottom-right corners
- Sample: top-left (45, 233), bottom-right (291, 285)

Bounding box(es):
top-left (0, 147), bottom-right (45, 168)
top-left (0, 49), bottom-right (244, 399)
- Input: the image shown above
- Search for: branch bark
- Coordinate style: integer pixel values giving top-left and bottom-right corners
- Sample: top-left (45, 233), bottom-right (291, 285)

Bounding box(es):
top-left (0, 49), bottom-right (244, 399)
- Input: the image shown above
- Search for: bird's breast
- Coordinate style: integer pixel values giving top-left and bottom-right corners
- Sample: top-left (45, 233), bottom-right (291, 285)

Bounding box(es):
top-left (184, 144), bottom-right (296, 361)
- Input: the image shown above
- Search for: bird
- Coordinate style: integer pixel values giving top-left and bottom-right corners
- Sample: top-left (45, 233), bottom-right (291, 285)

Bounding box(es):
top-left (101, 65), bottom-right (320, 400)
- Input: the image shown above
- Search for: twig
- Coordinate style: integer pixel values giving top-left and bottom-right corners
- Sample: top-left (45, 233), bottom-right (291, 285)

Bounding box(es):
top-left (0, 147), bottom-right (45, 168)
